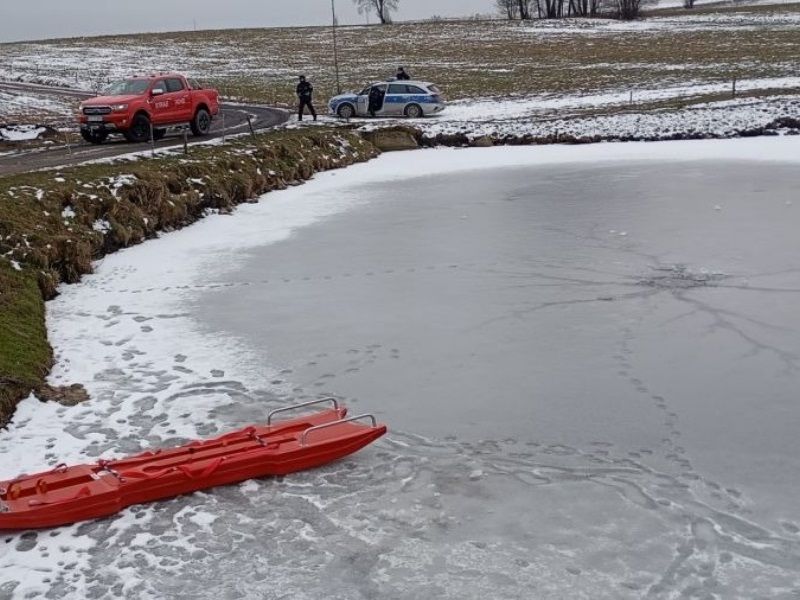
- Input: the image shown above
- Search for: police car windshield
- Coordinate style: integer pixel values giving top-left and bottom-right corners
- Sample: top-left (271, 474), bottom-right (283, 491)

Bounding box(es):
top-left (103, 79), bottom-right (150, 95)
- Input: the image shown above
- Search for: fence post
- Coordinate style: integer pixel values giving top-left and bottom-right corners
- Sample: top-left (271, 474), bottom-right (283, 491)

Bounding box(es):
top-left (150, 121), bottom-right (155, 157)
top-left (629, 90), bottom-right (633, 105)
top-left (247, 115), bottom-right (255, 138)
top-left (183, 127), bottom-right (189, 155)
top-left (732, 76), bottom-right (736, 99)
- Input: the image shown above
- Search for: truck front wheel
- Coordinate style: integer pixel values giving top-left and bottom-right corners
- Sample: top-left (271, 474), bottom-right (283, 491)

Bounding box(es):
top-left (191, 108), bottom-right (212, 137)
top-left (124, 114), bottom-right (152, 143)
top-left (80, 129), bottom-right (108, 145)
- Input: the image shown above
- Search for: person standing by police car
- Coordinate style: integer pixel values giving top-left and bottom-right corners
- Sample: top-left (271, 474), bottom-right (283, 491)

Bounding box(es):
top-left (396, 67), bottom-right (411, 81)
top-left (296, 75), bottom-right (317, 121)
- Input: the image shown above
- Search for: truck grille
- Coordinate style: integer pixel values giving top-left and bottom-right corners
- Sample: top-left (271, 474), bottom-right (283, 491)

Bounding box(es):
top-left (83, 106), bottom-right (112, 115)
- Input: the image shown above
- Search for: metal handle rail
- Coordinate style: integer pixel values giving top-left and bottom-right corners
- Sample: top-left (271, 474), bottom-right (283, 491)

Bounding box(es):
top-left (267, 398), bottom-right (340, 427)
top-left (300, 414), bottom-right (378, 447)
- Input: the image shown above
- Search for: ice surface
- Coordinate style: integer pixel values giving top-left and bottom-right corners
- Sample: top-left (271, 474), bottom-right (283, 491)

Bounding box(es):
top-left (2, 138), bottom-right (800, 599)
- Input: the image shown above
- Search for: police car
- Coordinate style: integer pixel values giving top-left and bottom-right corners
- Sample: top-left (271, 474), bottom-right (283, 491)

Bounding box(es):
top-left (329, 81), bottom-right (445, 119)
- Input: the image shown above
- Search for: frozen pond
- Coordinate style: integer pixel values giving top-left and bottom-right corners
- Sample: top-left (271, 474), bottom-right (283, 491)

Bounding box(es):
top-left (2, 139), bottom-right (800, 599)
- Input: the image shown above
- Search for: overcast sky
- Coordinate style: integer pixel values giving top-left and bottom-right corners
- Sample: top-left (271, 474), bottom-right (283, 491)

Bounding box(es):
top-left (0, 0), bottom-right (492, 43)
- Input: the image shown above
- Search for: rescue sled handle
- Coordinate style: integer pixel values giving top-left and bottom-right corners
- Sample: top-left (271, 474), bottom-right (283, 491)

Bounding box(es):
top-left (300, 414), bottom-right (379, 447)
top-left (267, 398), bottom-right (340, 426)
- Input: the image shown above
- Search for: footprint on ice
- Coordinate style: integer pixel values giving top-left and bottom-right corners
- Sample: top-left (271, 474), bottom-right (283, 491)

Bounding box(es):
top-left (781, 521), bottom-right (800, 534)
top-left (15, 532), bottom-right (37, 552)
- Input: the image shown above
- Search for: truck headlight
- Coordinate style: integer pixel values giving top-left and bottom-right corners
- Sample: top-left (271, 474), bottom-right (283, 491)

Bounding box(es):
top-left (111, 104), bottom-right (128, 112)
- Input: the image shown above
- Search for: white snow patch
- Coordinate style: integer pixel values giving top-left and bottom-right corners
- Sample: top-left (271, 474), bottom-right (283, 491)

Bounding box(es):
top-left (92, 218), bottom-right (111, 233)
top-left (0, 124), bottom-right (46, 141)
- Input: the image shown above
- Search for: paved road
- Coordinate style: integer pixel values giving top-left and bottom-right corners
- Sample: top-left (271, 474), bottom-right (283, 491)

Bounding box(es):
top-left (0, 81), bottom-right (291, 175)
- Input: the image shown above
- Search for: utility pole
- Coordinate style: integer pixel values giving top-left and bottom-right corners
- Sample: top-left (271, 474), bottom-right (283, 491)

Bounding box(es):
top-left (331, 0), bottom-right (342, 95)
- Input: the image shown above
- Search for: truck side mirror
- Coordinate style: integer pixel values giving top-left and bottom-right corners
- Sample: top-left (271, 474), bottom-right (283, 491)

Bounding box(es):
top-left (151, 88), bottom-right (165, 96)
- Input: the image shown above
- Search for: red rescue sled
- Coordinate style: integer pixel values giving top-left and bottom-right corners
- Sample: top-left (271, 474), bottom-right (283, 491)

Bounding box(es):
top-left (0, 399), bottom-right (386, 530)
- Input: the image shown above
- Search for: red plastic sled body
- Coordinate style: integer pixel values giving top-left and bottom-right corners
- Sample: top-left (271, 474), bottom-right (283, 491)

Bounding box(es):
top-left (0, 400), bottom-right (386, 530)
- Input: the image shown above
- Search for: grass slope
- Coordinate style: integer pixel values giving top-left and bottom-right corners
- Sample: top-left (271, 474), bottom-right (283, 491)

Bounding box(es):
top-left (0, 127), bottom-right (379, 425)
top-left (0, 262), bottom-right (51, 420)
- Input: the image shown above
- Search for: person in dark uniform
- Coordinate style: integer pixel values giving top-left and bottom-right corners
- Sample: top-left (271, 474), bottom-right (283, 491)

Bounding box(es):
top-left (296, 75), bottom-right (317, 121)
top-left (396, 67), bottom-right (411, 81)
top-left (368, 85), bottom-right (385, 117)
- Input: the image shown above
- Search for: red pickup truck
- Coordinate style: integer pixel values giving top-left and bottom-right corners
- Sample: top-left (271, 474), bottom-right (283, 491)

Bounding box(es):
top-left (78, 73), bottom-right (220, 144)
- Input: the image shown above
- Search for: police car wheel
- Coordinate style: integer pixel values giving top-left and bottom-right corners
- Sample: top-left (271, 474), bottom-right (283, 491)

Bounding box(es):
top-left (404, 104), bottom-right (423, 118)
top-left (337, 103), bottom-right (355, 119)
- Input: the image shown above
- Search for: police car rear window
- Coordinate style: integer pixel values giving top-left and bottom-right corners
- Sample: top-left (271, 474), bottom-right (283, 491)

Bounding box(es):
top-left (405, 85), bottom-right (426, 94)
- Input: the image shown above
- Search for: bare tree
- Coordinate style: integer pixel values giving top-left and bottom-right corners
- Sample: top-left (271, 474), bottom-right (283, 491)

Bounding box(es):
top-left (496, 0), bottom-right (537, 19)
top-left (353, 0), bottom-right (399, 24)
top-left (616, 0), bottom-right (641, 18)
top-left (569, 0), bottom-right (601, 16)
top-left (496, 0), bottom-right (519, 19)
top-left (540, 0), bottom-right (565, 18)
top-left (683, 0), bottom-right (695, 8)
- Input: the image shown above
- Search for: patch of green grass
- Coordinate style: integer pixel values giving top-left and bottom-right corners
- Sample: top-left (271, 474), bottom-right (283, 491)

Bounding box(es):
top-left (0, 262), bottom-right (50, 384)
top-left (0, 261), bottom-right (51, 424)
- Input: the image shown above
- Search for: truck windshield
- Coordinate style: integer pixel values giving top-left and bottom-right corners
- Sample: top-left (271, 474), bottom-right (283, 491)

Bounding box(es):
top-left (102, 79), bottom-right (150, 95)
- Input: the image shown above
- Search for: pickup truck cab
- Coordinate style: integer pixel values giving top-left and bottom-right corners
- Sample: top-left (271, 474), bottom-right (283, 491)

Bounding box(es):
top-left (78, 73), bottom-right (220, 144)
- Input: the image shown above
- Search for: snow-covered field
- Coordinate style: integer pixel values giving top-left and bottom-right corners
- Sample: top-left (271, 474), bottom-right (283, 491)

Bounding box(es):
top-left (1, 4), bottom-right (797, 145)
top-left (337, 86), bottom-right (800, 143)
top-left (1, 4), bottom-right (798, 108)
top-left (2, 136), bottom-right (800, 598)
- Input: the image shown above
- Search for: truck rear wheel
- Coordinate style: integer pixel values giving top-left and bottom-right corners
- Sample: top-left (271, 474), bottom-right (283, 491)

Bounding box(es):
top-left (191, 108), bottom-right (212, 137)
top-left (124, 114), bottom-right (152, 143)
top-left (81, 129), bottom-right (108, 145)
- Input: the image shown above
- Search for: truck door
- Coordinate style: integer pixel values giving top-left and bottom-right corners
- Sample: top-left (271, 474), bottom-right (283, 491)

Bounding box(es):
top-left (384, 83), bottom-right (407, 116)
top-left (149, 79), bottom-right (171, 125)
top-left (165, 77), bottom-right (192, 123)
top-left (356, 85), bottom-right (371, 117)
top-left (361, 84), bottom-right (388, 116)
